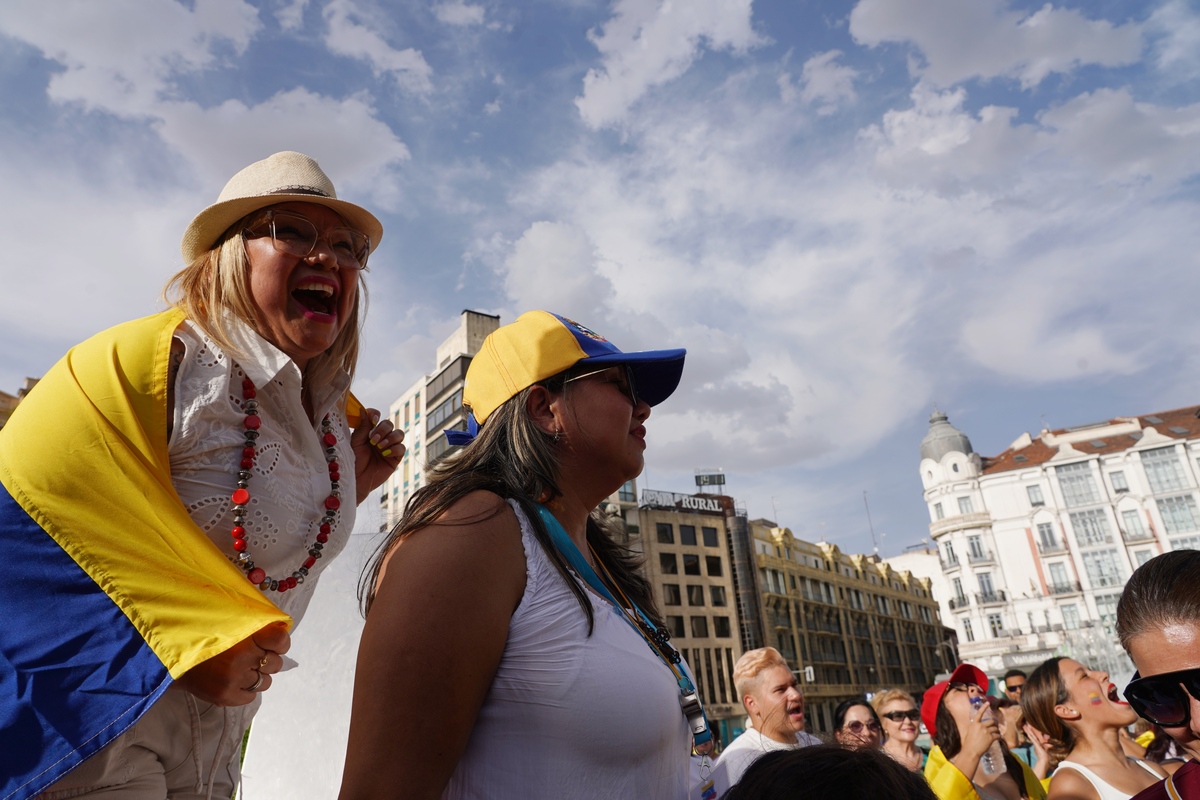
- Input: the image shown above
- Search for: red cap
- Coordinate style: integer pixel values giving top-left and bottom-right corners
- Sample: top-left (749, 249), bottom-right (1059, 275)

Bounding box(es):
top-left (920, 663), bottom-right (989, 738)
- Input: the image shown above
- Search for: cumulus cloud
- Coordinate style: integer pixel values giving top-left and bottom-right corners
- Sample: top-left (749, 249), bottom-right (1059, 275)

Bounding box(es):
top-left (849, 0), bottom-right (1143, 88)
top-left (1147, 0), bottom-right (1200, 82)
top-left (575, 0), bottom-right (764, 129)
top-left (433, 1), bottom-right (485, 26)
top-left (502, 221), bottom-right (615, 315)
top-left (275, 0), bottom-right (310, 31)
top-left (797, 50), bottom-right (858, 114)
top-left (324, 0), bottom-right (434, 95)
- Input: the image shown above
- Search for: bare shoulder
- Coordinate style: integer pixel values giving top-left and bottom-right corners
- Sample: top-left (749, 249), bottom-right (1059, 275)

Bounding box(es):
top-left (1048, 765), bottom-right (1101, 800)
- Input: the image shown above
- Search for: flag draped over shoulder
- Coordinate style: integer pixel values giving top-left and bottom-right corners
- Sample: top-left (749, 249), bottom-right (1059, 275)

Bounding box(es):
top-left (0, 310), bottom-right (291, 800)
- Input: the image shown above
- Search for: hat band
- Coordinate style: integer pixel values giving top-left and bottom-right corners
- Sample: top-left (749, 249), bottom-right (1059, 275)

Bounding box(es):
top-left (266, 185), bottom-right (331, 198)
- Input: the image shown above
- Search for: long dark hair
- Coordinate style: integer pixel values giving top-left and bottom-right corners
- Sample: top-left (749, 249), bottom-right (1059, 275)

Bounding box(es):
top-left (359, 375), bottom-right (658, 635)
top-left (933, 690), bottom-right (1029, 797)
top-left (834, 697), bottom-right (881, 737)
top-left (1020, 657), bottom-right (1075, 760)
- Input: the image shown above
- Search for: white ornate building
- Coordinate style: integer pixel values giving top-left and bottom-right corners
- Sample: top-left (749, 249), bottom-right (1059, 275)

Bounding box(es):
top-left (919, 405), bottom-right (1200, 676)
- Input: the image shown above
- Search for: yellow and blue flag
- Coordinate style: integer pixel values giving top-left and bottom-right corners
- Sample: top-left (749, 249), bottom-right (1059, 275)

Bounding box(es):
top-left (0, 310), bottom-right (289, 800)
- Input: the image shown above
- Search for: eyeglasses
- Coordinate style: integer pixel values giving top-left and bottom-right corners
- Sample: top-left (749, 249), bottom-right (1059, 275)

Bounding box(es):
top-left (881, 709), bottom-right (921, 723)
top-left (563, 365), bottom-right (639, 407)
top-left (844, 720), bottom-right (882, 735)
top-left (243, 210), bottom-right (371, 271)
top-left (1124, 668), bottom-right (1200, 727)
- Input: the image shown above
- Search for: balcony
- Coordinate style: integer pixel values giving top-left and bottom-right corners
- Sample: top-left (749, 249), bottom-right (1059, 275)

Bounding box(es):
top-left (1076, 534), bottom-right (1114, 547)
top-left (930, 511), bottom-right (993, 537)
top-left (948, 596), bottom-right (970, 610)
top-left (976, 590), bottom-right (1007, 606)
top-left (1048, 581), bottom-right (1082, 595)
top-left (1121, 528), bottom-right (1155, 544)
top-left (967, 549), bottom-right (995, 565)
top-left (1091, 574), bottom-right (1125, 588)
top-left (1037, 540), bottom-right (1068, 555)
top-left (940, 555), bottom-right (961, 572)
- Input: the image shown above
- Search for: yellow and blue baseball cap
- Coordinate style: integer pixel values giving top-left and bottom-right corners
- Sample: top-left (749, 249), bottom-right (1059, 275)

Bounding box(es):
top-left (445, 311), bottom-right (685, 445)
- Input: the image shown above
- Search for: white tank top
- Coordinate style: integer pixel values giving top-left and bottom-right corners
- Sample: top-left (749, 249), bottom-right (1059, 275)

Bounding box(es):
top-left (167, 318), bottom-right (355, 624)
top-left (1056, 758), bottom-right (1161, 800)
top-left (443, 500), bottom-right (691, 800)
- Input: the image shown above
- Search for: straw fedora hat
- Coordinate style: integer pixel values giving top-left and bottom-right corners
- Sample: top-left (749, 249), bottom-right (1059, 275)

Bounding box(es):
top-left (180, 151), bottom-right (383, 263)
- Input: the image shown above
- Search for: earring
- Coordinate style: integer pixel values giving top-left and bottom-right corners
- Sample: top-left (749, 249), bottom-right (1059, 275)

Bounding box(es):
top-left (553, 429), bottom-right (562, 443)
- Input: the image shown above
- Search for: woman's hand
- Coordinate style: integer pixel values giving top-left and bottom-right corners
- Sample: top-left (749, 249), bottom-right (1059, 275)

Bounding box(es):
top-left (951, 701), bottom-right (1001, 780)
top-left (351, 408), bottom-right (405, 504)
top-left (174, 622), bottom-right (290, 706)
top-left (1023, 722), bottom-right (1052, 780)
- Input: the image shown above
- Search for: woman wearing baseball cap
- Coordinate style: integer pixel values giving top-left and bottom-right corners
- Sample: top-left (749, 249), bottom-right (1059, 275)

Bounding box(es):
top-left (341, 311), bottom-right (702, 800)
top-left (922, 663), bottom-right (1047, 800)
top-left (0, 152), bottom-right (403, 800)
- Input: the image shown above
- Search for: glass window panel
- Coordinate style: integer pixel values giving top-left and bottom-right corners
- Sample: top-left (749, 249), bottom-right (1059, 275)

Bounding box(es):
top-left (659, 553), bottom-right (678, 574)
top-left (958, 497), bottom-right (974, 514)
top-left (1122, 509), bottom-right (1146, 536)
top-left (1110, 471), bottom-right (1128, 492)
top-left (713, 616), bottom-right (731, 637)
top-left (702, 527), bottom-right (719, 547)
top-left (1062, 604), bottom-right (1080, 629)
top-left (1057, 462), bottom-right (1100, 508)
top-left (663, 584), bottom-right (681, 605)
top-left (691, 616), bottom-right (709, 638)
top-left (667, 615), bottom-right (685, 638)
top-left (1082, 549), bottom-right (1125, 588)
top-left (710, 586), bottom-right (727, 606)
top-left (1158, 495), bottom-right (1200, 534)
top-left (1142, 447), bottom-right (1188, 494)
top-left (1027, 485), bottom-right (1044, 505)
top-left (680, 525), bottom-right (697, 546)
top-left (683, 554), bottom-right (701, 575)
top-left (705, 555), bottom-right (723, 576)
top-left (687, 585), bottom-right (706, 606)
top-left (934, 502), bottom-right (944, 520)
top-left (656, 523), bottom-right (674, 544)
top-left (1070, 509), bottom-right (1113, 545)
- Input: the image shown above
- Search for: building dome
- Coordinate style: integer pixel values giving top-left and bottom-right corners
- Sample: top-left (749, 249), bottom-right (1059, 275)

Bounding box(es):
top-left (920, 409), bottom-right (973, 462)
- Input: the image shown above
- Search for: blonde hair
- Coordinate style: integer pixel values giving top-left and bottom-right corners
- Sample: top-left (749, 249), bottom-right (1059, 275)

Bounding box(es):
top-left (733, 647), bottom-right (791, 702)
top-left (870, 689), bottom-right (917, 714)
top-left (162, 207), bottom-right (366, 392)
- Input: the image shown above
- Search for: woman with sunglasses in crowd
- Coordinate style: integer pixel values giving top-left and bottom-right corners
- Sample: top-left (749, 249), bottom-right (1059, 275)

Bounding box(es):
top-left (922, 664), bottom-right (1047, 800)
top-left (339, 312), bottom-right (707, 800)
top-left (1115, 550), bottom-right (1200, 798)
top-left (835, 697), bottom-right (884, 750)
top-left (874, 689), bottom-right (927, 771)
top-left (0, 152), bottom-right (403, 800)
top-left (1020, 657), bottom-right (1164, 800)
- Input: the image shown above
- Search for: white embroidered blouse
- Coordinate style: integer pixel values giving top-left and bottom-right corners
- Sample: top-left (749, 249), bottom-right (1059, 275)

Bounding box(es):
top-left (167, 317), bottom-right (356, 623)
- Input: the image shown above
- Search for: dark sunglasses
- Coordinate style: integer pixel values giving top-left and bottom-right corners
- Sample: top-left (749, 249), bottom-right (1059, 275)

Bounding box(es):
top-left (1125, 668), bottom-right (1200, 727)
top-left (562, 365), bottom-right (639, 407)
top-left (881, 709), bottom-right (921, 723)
top-left (844, 720), bottom-right (881, 735)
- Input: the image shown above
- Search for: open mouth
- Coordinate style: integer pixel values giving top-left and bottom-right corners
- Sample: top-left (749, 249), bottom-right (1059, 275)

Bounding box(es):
top-left (292, 280), bottom-right (337, 318)
top-left (1108, 684), bottom-right (1128, 705)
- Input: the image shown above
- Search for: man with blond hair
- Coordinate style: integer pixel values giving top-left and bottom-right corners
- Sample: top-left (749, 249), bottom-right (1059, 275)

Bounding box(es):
top-left (710, 647), bottom-right (821, 792)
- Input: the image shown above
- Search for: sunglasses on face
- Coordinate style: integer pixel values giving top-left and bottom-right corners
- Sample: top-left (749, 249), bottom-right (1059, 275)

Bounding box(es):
top-left (562, 365), bottom-right (639, 407)
top-left (882, 709), bottom-right (921, 723)
top-left (1124, 668), bottom-right (1200, 727)
top-left (844, 720), bottom-right (882, 735)
top-left (243, 210), bottom-right (371, 271)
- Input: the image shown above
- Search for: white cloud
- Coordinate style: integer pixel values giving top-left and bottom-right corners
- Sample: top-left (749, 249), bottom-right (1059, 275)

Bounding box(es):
top-left (849, 0), bottom-right (1143, 88)
top-left (275, 0), bottom-right (310, 31)
top-left (575, 0), bottom-right (764, 129)
top-left (0, 0), bottom-right (261, 117)
top-left (1148, 0), bottom-right (1200, 82)
top-left (324, 0), bottom-right (434, 95)
top-left (433, 1), bottom-right (485, 27)
top-left (502, 221), bottom-right (615, 316)
top-left (798, 49), bottom-right (858, 115)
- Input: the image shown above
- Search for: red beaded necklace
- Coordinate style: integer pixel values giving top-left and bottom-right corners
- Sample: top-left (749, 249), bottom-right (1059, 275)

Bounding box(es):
top-left (229, 376), bottom-right (342, 593)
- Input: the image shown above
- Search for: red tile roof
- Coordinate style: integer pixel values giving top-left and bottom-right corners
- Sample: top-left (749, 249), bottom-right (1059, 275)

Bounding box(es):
top-left (981, 404), bottom-right (1200, 475)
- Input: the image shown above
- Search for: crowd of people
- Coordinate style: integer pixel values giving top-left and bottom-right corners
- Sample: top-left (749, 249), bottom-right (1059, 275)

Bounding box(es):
top-left (3, 151), bottom-right (1200, 800)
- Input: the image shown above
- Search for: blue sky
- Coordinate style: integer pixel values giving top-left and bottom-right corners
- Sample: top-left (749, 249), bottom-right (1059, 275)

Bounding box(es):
top-left (2, 0), bottom-right (1199, 557)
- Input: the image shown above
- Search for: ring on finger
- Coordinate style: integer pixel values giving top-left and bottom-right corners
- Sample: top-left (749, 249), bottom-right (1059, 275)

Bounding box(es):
top-left (258, 654), bottom-right (270, 669)
top-left (246, 671), bottom-right (265, 692)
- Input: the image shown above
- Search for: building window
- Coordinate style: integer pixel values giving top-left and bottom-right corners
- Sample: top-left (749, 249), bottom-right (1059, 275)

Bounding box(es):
top-left (1057, 462), bottom-right (1100, 507)
top-left (683, 554), bottom-right (701, 575)
top-left (657, 523), bottom-right (674, 544)
top-left (1172, 535), bottom-right (1200, 550)
top-left (1095, 593), bottom-right (1121, 634)
top-left (944, 541), bottom-right (957, 563)
top-left (934, 502), bottom-right (944, 520)
top-left (1158, 495), bottom-right (1200, 534)
top-left (618, 480), bottom-right (636, 502)
top-left (663, 584), bottom-right (681, 606)
top-left (963, 619), bottom-right (975, 642)
top-left (680, 525), bottom-right (697, 546)
top-left (967, 535), bottom-right (984, 559)
top-left (702, 526), bottom-right (719, 547)
top-left (659, 553), bottom-right (678, 574)
top-left (952, 577), bottom-right (965, 602)
top-left (713, 616), bottom-right (731, 638)
top-left (958, 496), bottom-right (974, 514)
top-left (1142, 446), bottom-right (1188, 494)
top-left (1110, 471), bottom-right (1129, 493)
top-left (687, 585), bottom-right (706, 606)
top-left (706, 556), bottom-right (723, 576)
top-left (413, 392), bottom-right (420, 418)
top-left (1134, 549), bottom-right (1154, 566)
top-left (1070, 509), bottom-right (1113, 546)
top-left (1048, 562), bottom-right (1069, 588)
top-left (1037, 522), bottom-right (1057, 549)
top-left (691, 616), bottom-right (709, 638)
top-left (1027, 485), bottom-right (1045, 506)
top-left (987, 613), bottom-right (1004, 638)
top-left (1062, 604), bottom-right (1080, 629)
top-left (1082, 549), bottom-right (1125, 588)
top-left (667, 615), bottom-right (686, 638)
top-left (1122, 509), bottom-right (1147, 537)
top-left (710, 586), bottom-right (727, 606)
top-left (978, 572), bottom-right (995, 596)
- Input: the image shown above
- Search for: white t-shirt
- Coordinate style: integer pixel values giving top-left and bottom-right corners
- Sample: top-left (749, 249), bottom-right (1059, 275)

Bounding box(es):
top-left (711, 727), bottom-right (823, 793)
top-left (168, 318), bottom-right (355, 624)
top-left (443, 500), bottom-right (692, 799)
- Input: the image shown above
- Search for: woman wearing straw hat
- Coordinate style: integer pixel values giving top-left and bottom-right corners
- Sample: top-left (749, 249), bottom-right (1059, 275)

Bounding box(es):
top-left (339, 311), bottom-right (709, 800)
top-left (0, 151), bottom-right (403, 800)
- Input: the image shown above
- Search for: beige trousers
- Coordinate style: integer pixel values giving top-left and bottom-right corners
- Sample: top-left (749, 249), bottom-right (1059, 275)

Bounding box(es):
top-left (34, 688), bottom-right (255, 800)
